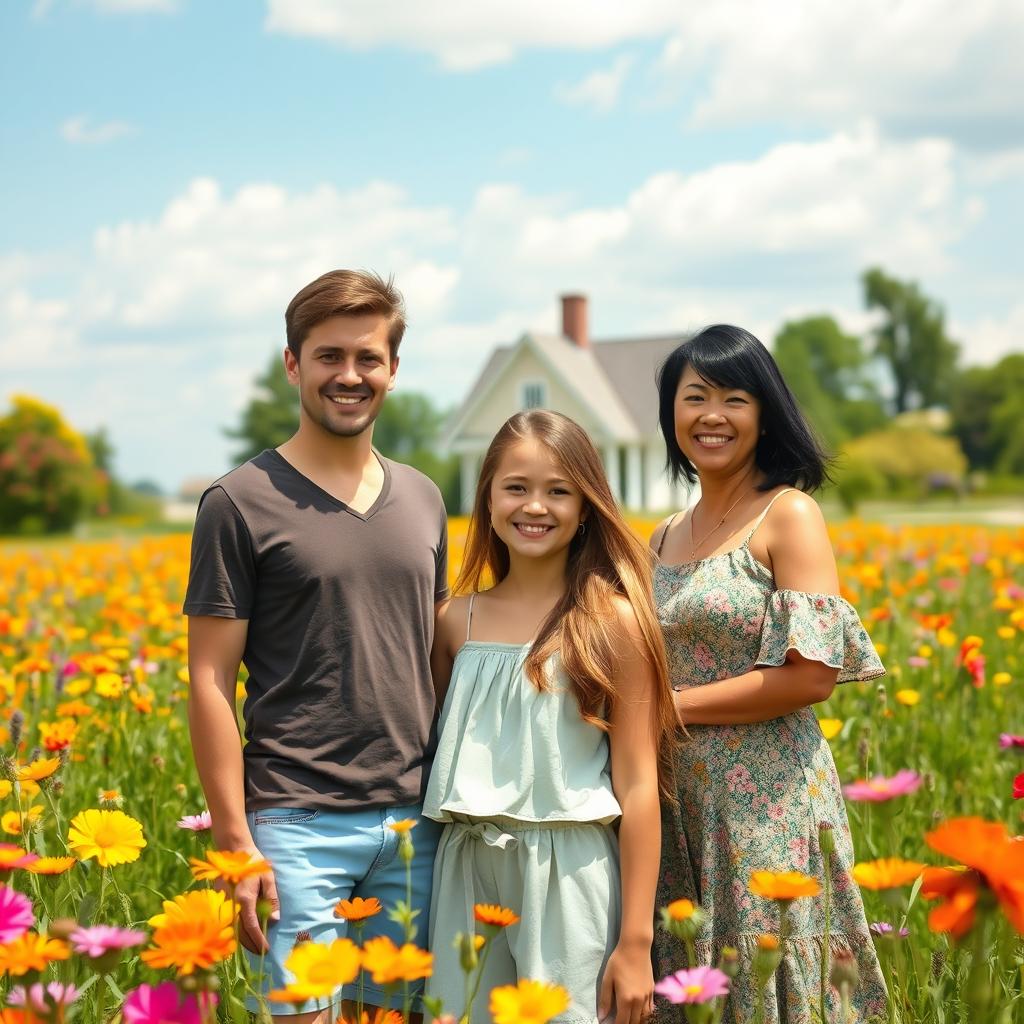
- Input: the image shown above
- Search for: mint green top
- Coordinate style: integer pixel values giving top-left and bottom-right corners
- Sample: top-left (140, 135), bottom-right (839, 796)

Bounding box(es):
top-left (423, 600), bottom-right (621, 825)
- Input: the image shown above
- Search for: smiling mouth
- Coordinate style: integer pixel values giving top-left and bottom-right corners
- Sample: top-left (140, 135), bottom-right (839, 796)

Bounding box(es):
top-left (328, 394), bottom-right (368, 406)
top-left (514, 523), bottom-right (554, 536)
top-left (694, 434), bottom-right (733, 447)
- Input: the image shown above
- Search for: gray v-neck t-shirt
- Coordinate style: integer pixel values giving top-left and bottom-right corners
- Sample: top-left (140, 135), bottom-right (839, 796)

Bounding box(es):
top-left (183, 449), bottom-right (449, 812)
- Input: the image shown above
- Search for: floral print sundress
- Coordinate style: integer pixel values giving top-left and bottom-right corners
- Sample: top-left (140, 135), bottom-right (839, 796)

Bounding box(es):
top-left (653, 492), bottom-right (887, 1024)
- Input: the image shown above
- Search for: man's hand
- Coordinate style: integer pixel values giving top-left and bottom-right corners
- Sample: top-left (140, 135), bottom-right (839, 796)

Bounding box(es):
top-left (597, 940), bottom-right (654, 1024)
top-left (227, 846), bottom-right (280, 954)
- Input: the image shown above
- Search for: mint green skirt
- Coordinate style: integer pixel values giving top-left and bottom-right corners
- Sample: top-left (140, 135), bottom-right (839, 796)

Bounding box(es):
top-left (427, 816), bottom-right (621, 1024)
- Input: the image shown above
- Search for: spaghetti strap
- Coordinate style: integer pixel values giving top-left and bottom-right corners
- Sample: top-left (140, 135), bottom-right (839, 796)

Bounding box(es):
top-left (465, 593), bottom-right (476, 642)
top-left (742, 488), bottom-right (797, 545)
top-left (656, 512), bottom-right (680, 557)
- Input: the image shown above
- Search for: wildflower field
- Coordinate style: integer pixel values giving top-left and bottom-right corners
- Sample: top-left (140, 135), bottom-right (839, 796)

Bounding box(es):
top-left (0, 518), bottom-right (1021, 1023)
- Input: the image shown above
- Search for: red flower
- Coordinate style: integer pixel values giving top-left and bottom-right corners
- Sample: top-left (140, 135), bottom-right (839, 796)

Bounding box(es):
top-left (1014, 773), bottom-right (1024, 800)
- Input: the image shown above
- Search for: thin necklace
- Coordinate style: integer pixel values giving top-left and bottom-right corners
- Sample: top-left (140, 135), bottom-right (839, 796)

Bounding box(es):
top-left (688, 488), bottom-right (751, 560)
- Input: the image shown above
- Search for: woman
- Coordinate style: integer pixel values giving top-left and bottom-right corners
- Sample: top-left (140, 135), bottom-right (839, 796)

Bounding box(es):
top-left (650, 325), bottom-right (886, 1023)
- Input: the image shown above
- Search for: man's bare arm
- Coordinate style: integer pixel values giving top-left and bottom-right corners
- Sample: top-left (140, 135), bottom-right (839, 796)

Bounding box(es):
top-left (187, 614), bottom-right (278, 952)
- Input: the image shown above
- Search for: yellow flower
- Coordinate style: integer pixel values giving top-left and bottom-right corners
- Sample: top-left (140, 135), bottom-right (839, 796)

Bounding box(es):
top-left (361, 936), bottom-right (433, 984)
top-left (27, 856), bottom-right (77, 875)
top-left (749, 870), bottom-right (821, 901)
top-left (998, 626), bottom-right (1016, 640)
top-left (14, 758), bottom-right (60, 783)
top-left (38, 720), bottom-right (77, 751)
top-left (280, 939), bottom-right (361, 998)
top-left (490, 979), bottom-right (571, 1024)
top-left (819, 718), bottom-right (843, 740)
top-left (917, 644), bottom-right (933, 658)
top-left (148, 888), bottom-right (237, 930)
top-left (189, 849), bottom-right (272, 885)
top-left (666, 899), bottom-right (697, 922)
top-left (0, 933), bottom-right (70, 975)
top-left (852, 858), bottom-right (926, 890)
top-left (388, 818), bottom-right (417, 835)
top-left (64, 679), bottom-right (92, 696)
top-left (95, 673), bottom-right (125, 699)
top-left (937, 628), bottom-right (957, 648)
top-left (993, 672), bottom-right (1012, 686)
top-left (2, 806), bottom-right (43, 835)
top-left (895, 689), bottom-right (920, 707)
top-left (56, 700), bottom-right (93, 718)
top-left (68, 809), bottom-right (147, 867)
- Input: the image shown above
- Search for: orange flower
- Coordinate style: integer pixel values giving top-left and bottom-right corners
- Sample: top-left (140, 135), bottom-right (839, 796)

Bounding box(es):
top-left (339, 1010), bottom-right (405, 1024)
top-left (14, 759), bottom-right (60, 783)
top-left (361, 935), bottom-right (433, 984)
top-left (666, 899), bottom-right (697, 922)
top-left (474, 903), bottom-right (521, 929)
top-left (0, 846), bottom-right (37, 871)
top-left (921, 867), bottom-right (980, 939)
top-left (37, 720), bottom-right (77, 751)
top-left (0, 933), bottom-right (70, 975)
top-left (189, 849), bottom-right (271, 885)
top-left (0, 1010), bottom-right (45, 1024)
top-left (334, 896), bottom-right (382, 921)
top-left (852, 858), bottom-right (926, 891)
top-left (388, 819), bottom-right (417, 835)
top-left (27, 856), bottom-right (77, 876)
top-left (141, 892), bottom-right (237, 975)
top-left (749, 870), bottom-right (821, 901)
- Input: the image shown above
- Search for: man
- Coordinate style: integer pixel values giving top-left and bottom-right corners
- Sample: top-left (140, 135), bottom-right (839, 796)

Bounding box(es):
top-left (184, 270), bottom-right (448, 1023)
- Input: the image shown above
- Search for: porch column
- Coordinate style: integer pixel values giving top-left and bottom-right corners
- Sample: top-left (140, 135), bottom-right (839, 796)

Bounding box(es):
top-left (460, 452), bottom-right (478, 514)
top-left (644, 443), bottom-right (672, 511)
top-left (624, 444), bottom-right (643, 511)
top-left (602, 445), bottom-right (621, 502)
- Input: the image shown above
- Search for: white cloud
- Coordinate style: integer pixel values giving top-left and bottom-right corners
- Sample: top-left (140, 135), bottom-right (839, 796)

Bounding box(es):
top-left (556, 55), bottom-right (633, 112)
top-left (264, 0), bottom-right (677, 70)
top-left (60, 116), bottom-right (134, 144)
top-left (954, 305), bottom-right (1024, 367)
top-left (90, 0), bottom-right (178, 11)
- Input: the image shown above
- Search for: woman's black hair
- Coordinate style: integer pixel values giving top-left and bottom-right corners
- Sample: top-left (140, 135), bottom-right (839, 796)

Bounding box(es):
top-left (656, 324), bottom-right (832, 492)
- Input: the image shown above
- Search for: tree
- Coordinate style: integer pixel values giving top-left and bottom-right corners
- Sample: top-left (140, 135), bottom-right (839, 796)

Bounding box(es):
top-left (0, 395), bottom-right (100, 534)
top-left (226, 352), bottom-right (461, 509)
top-left (773, 316), bottom-right (887, 448)
top-left (862, 267), bottom-right (959, 413)
top-left (950, 353), bottom-right (1024, 472)
top-left (224, 353), bottom-right (300, 463)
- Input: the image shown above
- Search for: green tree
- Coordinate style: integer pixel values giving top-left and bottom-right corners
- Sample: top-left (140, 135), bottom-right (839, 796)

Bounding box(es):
top-left (773, 316), bottom-right (886, 447)
top-left (225, 353), bottom-right (300, 463)
top-left (950, 353), bottom-right (1024, 472)
top-left (226, 353), bottom-right (461, 508)
top-left (862, 267), bottom-right (959, 413)
top-left (0, 395), bottom-right (100, 534)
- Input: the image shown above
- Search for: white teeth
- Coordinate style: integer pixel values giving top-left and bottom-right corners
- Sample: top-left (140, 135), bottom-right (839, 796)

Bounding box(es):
top-left (517, 524), bottom-right (552, 534)
top-left (330, 396), bottom-right (363, 404)
top-left (696, 435), bottom-right (730, 445)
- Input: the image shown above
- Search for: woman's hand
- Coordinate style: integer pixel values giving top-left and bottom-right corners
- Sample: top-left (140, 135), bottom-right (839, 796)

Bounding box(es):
top-left (598, 938), bottom-right (655, 1024)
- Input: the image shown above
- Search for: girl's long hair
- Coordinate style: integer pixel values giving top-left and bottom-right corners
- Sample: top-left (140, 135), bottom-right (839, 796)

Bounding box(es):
top-left (456, 410), bottom-right (677, 801)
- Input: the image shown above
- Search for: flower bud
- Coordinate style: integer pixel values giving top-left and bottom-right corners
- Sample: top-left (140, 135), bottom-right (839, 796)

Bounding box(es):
top-left (659, 899), bottom-right (706, 942)
top-left (717, 945), bottom-right (740, 980)
top-left (47, 918), bottom-right (79, 941)
top-left (454, 931), bottom-right (483, 973)
top-left (818, 821), bottom-right (835, 856)
top-left (150, 755), bottom-right (165, 771)
top-left (752, 934), bottom-right (783, 987)
top-left (829, 949), bottom-right (860, 993)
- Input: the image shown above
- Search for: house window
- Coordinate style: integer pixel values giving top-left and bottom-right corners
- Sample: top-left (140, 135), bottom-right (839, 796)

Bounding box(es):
top-left (521, 381), bottom-right (546, 410)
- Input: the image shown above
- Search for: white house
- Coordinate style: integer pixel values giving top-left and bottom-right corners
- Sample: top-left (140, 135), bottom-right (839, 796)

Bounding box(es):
top-left (444, 295), bottom-right (695, 513)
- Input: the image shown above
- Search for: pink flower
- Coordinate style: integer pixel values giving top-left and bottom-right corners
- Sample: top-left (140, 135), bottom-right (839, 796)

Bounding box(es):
top-left (842, 770), bottom-right (922, 802)
top-left (655, 966), bottom-right (731, 1004)
top-left (999, 734), bottom-right (1024, 749)
top-left (0, 885), bottom-right (34, 943)
top-left (907, 656), bottom-right (930, 668)
top-left (123, 982), bottom-right (216, 1024)
top-left (1014, 772), bottom-right (1024, 800)
top-left (869, 921), bottom-right (909, 938)
top-left (9, 982), bottom-right (79, 1012)
top-left (176, 811), bottom-right (213, 832)
top-left (71, 924), bottom-right (148, 958)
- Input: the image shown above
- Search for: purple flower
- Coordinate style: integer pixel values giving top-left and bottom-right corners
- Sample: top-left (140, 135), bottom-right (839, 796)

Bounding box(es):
top-left (655, 966), bottom-right (731, 1004)
top-left (9, 982), bottom-right (79, 1012)
top-left (176, 810), bottom-right (213, 832)
top-left (869, 921), bottom-right (909, 938)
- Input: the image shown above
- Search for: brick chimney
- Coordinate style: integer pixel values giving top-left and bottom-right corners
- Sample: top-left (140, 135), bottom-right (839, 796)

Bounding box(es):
top-left (560, 293), bottom-right (589, 349)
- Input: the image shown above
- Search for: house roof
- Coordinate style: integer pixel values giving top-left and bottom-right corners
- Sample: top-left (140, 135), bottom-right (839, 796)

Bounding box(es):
top-left (446, 329), bottom-right (688, 447)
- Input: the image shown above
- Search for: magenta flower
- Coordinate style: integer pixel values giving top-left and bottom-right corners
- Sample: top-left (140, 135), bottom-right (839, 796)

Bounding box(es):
top-left (123, 982), bottom-right (216, 1024)
top-left (176, 811), bottom-right (213, 832)
top-left (869, 921), bottom-right (909, 938)
top-left (71, 924), bottom-right (148, 958)
top-left (9, 982), bottom-right (80, 1012)
top-left (655, 966), bottom-right (731, 1004)
top-left (842, 770), bottom-right (922, 802)
top-left (0, 885), bottom-right (34, 943)
top-left (999, 734), bottom-right (1024, 749)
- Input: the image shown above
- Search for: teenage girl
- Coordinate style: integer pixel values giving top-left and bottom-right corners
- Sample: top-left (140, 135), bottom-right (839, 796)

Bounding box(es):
top-left (424, 410), bottom-right (676, 1024)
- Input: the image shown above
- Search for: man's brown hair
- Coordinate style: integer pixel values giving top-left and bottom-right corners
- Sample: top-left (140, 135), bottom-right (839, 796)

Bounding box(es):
top-left (285, 270), bottom-right (406, 358)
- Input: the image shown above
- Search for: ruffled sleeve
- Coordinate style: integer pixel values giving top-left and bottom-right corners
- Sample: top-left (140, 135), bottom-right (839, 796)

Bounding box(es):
top-left (755, 590), bottom-right (885, 683)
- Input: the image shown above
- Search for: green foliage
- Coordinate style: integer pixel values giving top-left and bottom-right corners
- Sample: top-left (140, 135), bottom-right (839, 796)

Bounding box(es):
top-left (225, 352), bottom-right (461, 509)
top-left (0, 395), bottom-right (102, 534)
top-left (863, 267), bottom-right (960, 413)
top-left (835, 426), bottom-right (968, 504)
top-left (950, 353), bottom-right (1024, 473)
top-left (773, 316), bottom-right (887, 447)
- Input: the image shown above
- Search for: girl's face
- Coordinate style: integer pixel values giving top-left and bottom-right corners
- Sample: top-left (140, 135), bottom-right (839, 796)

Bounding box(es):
top-left (489, 437), bottom-right (586, 562)
top-left (674, 364), bottom-right (762, 477)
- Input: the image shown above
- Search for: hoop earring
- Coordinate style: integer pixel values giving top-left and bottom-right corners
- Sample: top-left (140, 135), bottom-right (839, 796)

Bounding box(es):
top-left (577, 522), bottom-right (586, 537)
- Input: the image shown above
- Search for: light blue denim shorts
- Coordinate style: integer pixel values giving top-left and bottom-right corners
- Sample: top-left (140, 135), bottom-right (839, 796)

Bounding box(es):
top-left (244, 803), bottom-right (442, 1016)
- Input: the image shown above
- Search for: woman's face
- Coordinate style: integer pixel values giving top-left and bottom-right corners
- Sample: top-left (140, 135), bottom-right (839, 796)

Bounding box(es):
top-left (488, 436), bottom-right (586, 563)
top-left (674, 364), bottom-right (762, 478)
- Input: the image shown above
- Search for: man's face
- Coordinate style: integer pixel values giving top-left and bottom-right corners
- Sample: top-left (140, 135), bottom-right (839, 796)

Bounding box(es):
top-left (284, 314), bottom-right (398, 439)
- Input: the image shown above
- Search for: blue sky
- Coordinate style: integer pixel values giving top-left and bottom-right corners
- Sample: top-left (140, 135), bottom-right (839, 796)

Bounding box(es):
top-left (2, 0), bottom-right (1023, 491)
